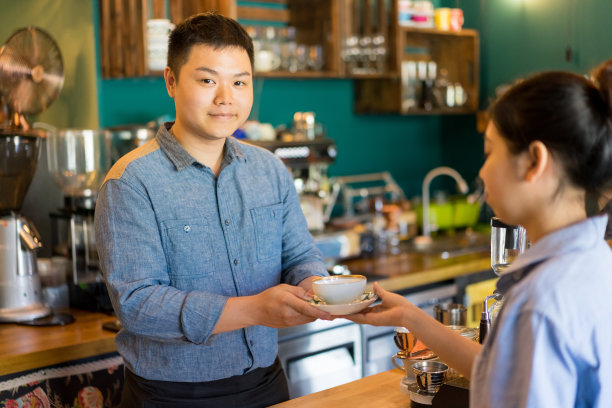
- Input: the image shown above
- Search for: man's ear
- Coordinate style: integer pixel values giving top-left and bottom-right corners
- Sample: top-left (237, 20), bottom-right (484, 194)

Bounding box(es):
top-left (164, 67), bottom-right (176, 98)
top-left (524, 140), bottom-right (549, 182)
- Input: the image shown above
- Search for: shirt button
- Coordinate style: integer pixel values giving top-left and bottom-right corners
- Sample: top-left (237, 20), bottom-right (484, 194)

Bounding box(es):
top-left (233, 259), bottom-right (238, 265)
top-left (183, 225), bottom-right (191, 232)
top-left (250, 340), bottom-right (254, 347)
top-left (225, 219), bottom-right (230, 226)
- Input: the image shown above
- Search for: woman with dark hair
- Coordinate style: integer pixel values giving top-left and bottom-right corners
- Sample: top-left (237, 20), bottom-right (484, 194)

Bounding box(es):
top-left (347, 62), bottom-right (612, 407)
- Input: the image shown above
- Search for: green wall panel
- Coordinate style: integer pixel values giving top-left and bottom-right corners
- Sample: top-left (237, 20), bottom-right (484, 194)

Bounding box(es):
top-left (0, 0), bottom-right (98, 128)
top-left (0, 0), bottom-right (98, 257)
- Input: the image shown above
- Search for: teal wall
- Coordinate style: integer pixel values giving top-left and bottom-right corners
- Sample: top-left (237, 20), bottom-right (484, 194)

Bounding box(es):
top-left (442, 0), bottom-right (612, 191)
top-left (97, 0), bottom-right (612, 197)
top-left (464, 0), bottom-right (612, 100)
top-left (99, 77), bottom-right (451, 197)
top-left (5, 0), bottom-right (612, 212)
top-left (4, 0), bottom-right (612, 255)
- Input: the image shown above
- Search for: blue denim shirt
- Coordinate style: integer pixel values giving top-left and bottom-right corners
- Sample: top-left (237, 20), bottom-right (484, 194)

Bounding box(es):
top-left (94, 123), bottom-right (327, 382)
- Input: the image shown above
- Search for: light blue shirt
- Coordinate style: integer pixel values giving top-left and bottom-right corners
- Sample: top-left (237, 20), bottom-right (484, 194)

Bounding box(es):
top-left (94, 123), bottom-right (327, 382)
top-left (471, 215), bottom-right (612, 407)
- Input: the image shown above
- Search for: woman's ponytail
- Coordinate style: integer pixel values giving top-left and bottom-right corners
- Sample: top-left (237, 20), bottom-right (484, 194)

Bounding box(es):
top-left (592, 60), bottom-right (612, 118)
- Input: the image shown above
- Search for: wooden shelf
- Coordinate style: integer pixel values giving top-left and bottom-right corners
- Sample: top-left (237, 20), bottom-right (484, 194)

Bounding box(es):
top-left (355, 20), bottom-right (480, 114)
top-left (97, 0), bottom-right (480, 118)
top-left (399, 27), bottom-right (479, 37)
top-left (254, 70), bottom-right (341, 79)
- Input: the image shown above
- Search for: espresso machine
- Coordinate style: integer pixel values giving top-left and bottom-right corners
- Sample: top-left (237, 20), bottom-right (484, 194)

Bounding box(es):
top-left (0, 27), bottom-right (64, 322)
top-left (245, 119), bottom-right (337, 232)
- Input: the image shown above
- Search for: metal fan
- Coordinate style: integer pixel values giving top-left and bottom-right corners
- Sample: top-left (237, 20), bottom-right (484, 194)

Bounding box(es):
top-left (0, 26), bottom-right (64, 118)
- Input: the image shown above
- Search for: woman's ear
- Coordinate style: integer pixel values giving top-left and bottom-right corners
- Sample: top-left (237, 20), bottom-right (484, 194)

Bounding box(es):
top-left (524, 140), bottom-right (549, 182)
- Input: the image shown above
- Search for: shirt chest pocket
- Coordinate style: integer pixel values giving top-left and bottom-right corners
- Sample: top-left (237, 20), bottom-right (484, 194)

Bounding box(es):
top-left (250, 203), bottom-right (283, 262)
top-left (162, 218), bottom-right (212, 276)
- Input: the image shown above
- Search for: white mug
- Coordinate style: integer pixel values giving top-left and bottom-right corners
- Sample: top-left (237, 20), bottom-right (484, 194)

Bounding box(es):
top-left (254, 50), bottom-right (281, 72)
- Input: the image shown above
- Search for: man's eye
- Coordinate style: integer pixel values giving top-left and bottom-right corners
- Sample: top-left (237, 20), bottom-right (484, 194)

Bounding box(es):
top-left (234, 80), bottom-right (246, 86)
top-left (200, 78), bottom-right (214, 84)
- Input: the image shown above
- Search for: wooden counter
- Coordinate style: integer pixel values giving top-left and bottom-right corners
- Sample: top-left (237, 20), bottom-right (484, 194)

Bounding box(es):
top-left (0, 250), bottom-right (492, 377)
top-left (0, 309), bottom-right (117, 376)
top-left (271, 369), bottom-right (406, 407)
top-left (347, 251), bottom-right (491, 293)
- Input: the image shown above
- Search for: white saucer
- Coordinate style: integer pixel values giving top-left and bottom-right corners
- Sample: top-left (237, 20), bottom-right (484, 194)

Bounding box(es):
top-left (307, 292), bottom-right (377, 315)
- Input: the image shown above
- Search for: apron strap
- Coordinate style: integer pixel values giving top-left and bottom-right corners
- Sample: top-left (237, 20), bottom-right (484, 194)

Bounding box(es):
top-left (494, 259), bottom-right (546, 297)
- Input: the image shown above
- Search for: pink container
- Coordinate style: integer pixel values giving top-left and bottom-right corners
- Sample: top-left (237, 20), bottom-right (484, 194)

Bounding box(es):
top-left (449, 8), bottom-right (464, 31)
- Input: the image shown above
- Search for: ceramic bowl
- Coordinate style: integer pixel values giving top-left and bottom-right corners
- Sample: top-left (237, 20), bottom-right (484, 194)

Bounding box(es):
top-left (312, 275), bottom-right (367, 305)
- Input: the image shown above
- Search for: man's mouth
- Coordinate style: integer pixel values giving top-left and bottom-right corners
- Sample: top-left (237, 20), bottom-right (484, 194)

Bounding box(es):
top-left (209, 113), bottom-right (235, 119)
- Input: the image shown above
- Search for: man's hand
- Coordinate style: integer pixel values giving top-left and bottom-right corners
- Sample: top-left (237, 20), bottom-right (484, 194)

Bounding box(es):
top-left (250, 283), bottom-right (331, 328)
top-left (297, 275), bottom-right (320, 297)
top-left (213, 283), bottom-right (331, 334)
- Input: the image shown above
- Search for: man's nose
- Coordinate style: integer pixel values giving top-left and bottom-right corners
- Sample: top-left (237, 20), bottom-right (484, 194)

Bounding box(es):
top-left (214, 84), bottom-right (232, 104)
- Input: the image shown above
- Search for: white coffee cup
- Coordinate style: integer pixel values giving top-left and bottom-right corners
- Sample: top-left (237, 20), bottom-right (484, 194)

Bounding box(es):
top-left (312, 275), bottom-right (366, 305)
top-left (254, 50), bottom-right (281, 72)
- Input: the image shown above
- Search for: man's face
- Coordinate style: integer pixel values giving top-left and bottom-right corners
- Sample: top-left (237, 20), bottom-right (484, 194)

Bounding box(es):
top-left (165, 44), bottom-right (253, 141)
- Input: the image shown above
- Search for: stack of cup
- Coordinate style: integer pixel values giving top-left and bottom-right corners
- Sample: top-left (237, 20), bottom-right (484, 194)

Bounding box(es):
top-left (147, 19), bottom-right (175, 71)
top-left (412, 360), bottom-right (449, 394)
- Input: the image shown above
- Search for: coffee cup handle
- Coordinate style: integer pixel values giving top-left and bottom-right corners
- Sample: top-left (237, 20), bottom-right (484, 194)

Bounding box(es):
top-left (416, 373), bottom-right (426, 391)
top-left (391, 354), bottom-right (404, 371)
top-left (393, 334), bottom-right (403, 350)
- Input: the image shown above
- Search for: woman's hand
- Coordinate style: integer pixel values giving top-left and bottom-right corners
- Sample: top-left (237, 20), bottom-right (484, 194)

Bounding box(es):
top-left (343, 282), bottom-right (414, 327)
top-left (346, 282), bottom-right (483, 380)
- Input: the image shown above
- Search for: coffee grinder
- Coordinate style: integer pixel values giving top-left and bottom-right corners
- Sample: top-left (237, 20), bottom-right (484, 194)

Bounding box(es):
top-left (47, 128), bottom-right (112, 312)
top-left (0, 27), bottom-right (64, 322)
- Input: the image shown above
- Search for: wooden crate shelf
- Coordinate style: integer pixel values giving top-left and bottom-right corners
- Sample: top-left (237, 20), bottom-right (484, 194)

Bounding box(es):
top-left (98, 0), bottom-right (480, 117)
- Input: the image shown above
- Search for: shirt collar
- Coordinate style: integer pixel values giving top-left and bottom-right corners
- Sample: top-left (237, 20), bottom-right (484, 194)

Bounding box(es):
top-left (499, 214), bottom-right (609, 276)
top-left (156, 122), bottom-right (247, 171)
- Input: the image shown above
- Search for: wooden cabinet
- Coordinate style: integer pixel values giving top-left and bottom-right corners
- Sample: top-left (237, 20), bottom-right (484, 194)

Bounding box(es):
top-left (98, 0), bottom-right (342, 78)
top-left (354, 27), bottom-right (480, 114)
top-left (98, 0), bottom-right (479, 114)
top-left (245, 0), bottom-right (344, 78)
top-left (99, 0), bottom-right (234, 78)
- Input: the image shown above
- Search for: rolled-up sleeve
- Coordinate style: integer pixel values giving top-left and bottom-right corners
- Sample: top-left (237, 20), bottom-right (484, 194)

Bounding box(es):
top-left (95, 178), bottom-right (226, 345)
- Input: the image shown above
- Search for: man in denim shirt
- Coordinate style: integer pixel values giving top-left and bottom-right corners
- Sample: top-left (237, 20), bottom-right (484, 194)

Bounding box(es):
top-left (94, 13), bottom-right (330, 407)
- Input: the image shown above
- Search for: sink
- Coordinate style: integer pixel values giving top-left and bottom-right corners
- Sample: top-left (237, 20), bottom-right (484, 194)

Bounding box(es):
top-left (407, 229), bottom-right (490, 259)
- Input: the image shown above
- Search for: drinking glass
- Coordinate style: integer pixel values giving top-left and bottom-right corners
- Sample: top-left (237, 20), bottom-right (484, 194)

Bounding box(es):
top-left (294, 45), bottom-right (308, 71)
top-left (307, 45), bottom-right (324, 71)
top-left (490, 217), bottom-right (527, 275)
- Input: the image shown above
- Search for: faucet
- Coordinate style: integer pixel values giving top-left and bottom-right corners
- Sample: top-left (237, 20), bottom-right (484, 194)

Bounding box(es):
top-left (416, 166), bottom-right (469, 245)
